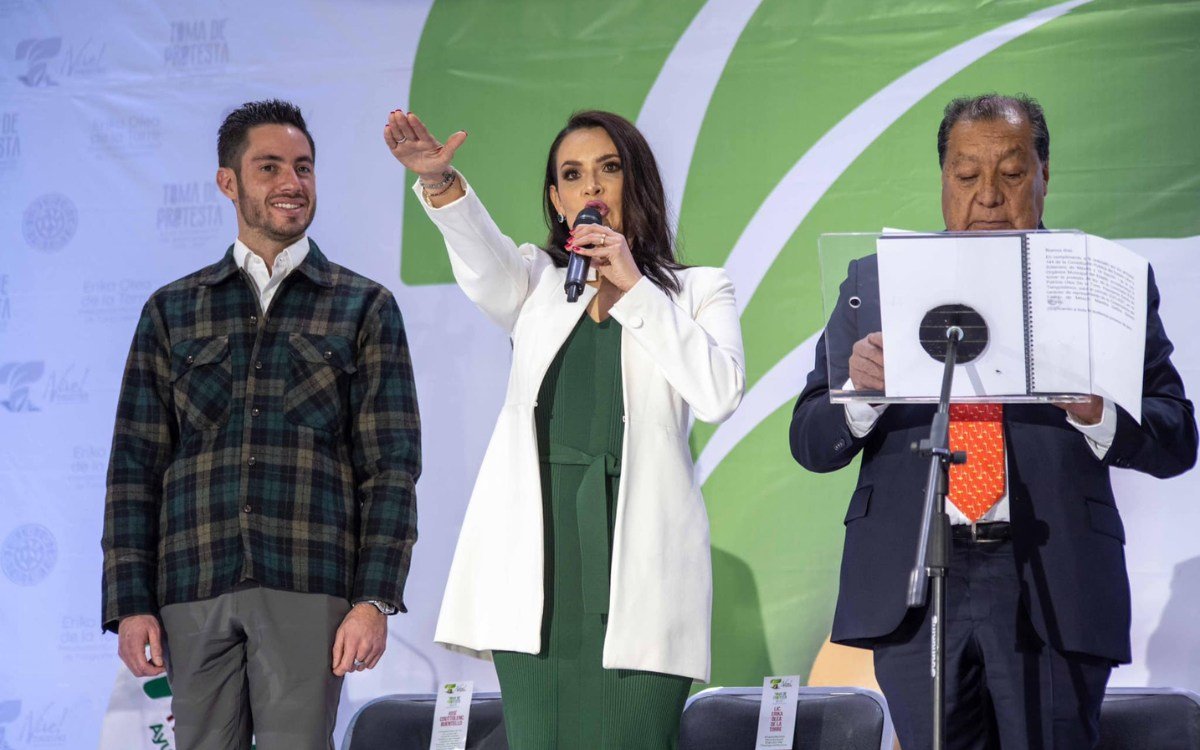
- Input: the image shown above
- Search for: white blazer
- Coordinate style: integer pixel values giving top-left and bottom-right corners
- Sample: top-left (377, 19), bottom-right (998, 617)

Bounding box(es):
top-left (420, 177), bottom-right (745, 682)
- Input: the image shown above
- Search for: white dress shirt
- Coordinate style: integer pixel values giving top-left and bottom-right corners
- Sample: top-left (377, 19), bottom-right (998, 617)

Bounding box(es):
top-left (843, 381), bottom-right (1117, 524)
top-left (232, 235), bottom-right (310, 312)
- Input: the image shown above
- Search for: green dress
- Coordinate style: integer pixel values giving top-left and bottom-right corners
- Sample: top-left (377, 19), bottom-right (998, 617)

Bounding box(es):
top-left (493, 315), bottom-right (692, 750)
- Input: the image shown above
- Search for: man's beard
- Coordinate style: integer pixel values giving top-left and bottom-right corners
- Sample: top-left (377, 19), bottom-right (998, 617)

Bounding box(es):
top-left (235, 173), bottom-right (314, 242)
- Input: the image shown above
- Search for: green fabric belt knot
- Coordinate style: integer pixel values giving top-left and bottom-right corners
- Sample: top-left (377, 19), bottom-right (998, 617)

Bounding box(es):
top-left (543, 444), bottom-right (621, 615)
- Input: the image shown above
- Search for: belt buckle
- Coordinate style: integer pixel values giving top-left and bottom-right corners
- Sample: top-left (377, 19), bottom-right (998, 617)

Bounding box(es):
top-left (971, 522), bottom-right (1001, 544)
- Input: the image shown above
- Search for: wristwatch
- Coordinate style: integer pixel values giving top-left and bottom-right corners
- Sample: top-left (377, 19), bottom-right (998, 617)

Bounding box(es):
top-left (362, 599), bottom-right (398, 615)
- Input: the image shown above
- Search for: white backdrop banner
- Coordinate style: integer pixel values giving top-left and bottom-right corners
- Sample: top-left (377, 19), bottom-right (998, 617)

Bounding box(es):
top-left (1, 1), bottom-right (1197, 748)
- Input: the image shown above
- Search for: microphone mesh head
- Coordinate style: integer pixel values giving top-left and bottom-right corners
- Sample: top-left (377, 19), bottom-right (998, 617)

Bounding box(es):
top-left (573, 207), bottom-right (604, 227)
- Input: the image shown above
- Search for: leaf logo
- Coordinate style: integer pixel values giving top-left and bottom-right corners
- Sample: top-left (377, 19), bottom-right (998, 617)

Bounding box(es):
top-left (0, 361), bottom-right (44, 412)
top-left (15, 37), bottom-right (62, 87)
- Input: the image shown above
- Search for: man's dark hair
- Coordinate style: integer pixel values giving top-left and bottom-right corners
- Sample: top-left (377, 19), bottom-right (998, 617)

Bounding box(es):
top-left (937, 93), bottom-right (1049, 168)
top-left (217, 99), bottom-right (315, 172)
top-left (542, 109), bottom-right (685, 296)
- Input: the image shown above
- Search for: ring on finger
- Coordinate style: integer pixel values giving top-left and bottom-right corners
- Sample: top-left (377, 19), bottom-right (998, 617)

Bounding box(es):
top-left (395, 135), bottom-right (407, 144)
top-left (599, 235), bottom-right (606, 246)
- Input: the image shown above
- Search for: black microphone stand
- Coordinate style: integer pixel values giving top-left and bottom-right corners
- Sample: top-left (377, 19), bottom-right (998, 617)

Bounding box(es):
top-left (906, 326), bottom-right (969, 750)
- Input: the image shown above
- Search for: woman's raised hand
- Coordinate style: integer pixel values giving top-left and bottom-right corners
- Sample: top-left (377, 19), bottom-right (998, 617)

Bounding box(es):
top-left (384, 110), bottom-right (467, 181)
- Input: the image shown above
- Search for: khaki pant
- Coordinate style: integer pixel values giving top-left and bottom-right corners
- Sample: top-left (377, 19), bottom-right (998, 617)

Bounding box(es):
top-left (161, 586), bottom-right (351, 750)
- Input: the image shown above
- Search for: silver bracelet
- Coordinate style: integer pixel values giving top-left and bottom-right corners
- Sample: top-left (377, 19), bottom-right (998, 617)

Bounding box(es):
top-left (420, 170), bottom-right (456, 195)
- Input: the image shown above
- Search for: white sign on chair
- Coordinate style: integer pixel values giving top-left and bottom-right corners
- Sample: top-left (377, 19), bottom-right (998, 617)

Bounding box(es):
top-left (430, 681), bottom-right (474, 750)
top-left (755, 675), bottom-right (800, 749)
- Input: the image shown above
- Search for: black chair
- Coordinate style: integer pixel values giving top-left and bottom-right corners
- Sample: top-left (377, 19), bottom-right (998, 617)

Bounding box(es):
top-left (679, 686), bottom-right (895, 750)
top-left (342, 692), bottom-right (509, 750)
top-left (1099, 687), bottom-right (1200, 749)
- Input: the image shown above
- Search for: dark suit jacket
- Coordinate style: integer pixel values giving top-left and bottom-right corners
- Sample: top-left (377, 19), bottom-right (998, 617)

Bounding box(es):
top-left (790, 254), bottom-right (1196, 663)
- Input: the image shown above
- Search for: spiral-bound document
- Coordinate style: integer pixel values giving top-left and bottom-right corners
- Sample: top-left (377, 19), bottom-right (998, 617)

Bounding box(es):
top-left (873, 231), bottom-right (1148, 420)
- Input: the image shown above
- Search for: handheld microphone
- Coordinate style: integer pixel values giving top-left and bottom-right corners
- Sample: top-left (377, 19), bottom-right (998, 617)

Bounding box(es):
top-left (565, 207), bottom-right (604, 302)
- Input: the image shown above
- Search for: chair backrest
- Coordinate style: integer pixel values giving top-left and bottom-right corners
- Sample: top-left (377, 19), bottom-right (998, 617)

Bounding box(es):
top-left (1099, 687), bottom-right (1200, 750)
top-left (679, 686), bottom-right (895, 750)
top-left (343, 692), bottom-right (508, 750)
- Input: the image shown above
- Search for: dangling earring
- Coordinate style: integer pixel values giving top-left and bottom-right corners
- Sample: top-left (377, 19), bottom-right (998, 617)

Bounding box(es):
top-left (556, 213), bottom-right (565, 224)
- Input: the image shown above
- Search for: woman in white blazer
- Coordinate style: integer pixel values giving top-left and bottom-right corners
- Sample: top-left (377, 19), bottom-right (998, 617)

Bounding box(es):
top-left (385, 109), bottom-right (745, 749)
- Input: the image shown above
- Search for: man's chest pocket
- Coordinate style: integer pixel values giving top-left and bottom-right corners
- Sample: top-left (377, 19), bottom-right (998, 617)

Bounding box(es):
top-left (284, 333), bottom-right (357, 433)
top-left (171, 336), bottom-right (232, 431)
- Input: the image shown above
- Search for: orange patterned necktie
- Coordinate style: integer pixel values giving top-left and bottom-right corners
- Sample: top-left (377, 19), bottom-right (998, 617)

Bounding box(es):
top-left (947, 403), bottom-right (1005, 522)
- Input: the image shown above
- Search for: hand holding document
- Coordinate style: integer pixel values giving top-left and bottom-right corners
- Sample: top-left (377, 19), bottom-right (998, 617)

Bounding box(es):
top-left (872, 231), bottom-right (1147, 420)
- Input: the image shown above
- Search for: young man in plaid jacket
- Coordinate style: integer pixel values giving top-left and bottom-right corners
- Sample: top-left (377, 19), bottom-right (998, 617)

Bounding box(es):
top-left (101, 100), bottom-right (421, 750)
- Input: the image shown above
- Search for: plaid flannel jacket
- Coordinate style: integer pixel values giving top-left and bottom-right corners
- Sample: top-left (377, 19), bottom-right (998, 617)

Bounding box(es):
top-left (101, 241), bottom-right (420, 632)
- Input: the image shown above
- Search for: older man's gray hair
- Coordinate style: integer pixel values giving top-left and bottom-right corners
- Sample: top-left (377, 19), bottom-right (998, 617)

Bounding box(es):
top-left (937, 93), bottom-right (1050, 167)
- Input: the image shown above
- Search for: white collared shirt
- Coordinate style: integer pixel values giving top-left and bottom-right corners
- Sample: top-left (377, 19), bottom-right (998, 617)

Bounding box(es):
top-left (842, 381), bottom-right (1118, 524)
top-left (232, 235), bottom-right (310, 312)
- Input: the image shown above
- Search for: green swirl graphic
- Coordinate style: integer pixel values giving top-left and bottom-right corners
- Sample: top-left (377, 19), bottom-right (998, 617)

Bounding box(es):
top-left (404, 0), bottom-right (1200, 686)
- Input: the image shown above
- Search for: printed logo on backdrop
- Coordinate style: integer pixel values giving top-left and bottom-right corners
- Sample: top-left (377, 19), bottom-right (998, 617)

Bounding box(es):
top-left (0, 112), bottom-right (18, 173)
top-left (45, 364), bottom-right (90, 405)
top-left (0, 361), bottom-right (89, 412)
top-left (22, 193), bottom-right (77, 252)
top-left (14, 36), bottom-right (107, 87)
top-left (90, 115), bottom-right (163, 158)
top-left (0, 362), bottom-right (43, 412)
top-left (61, 614), bottom-right (110, 662)
top-left (158, 181), bottom-right (224, 248)
top-left (165, 19), bottom-right (230, 73)
top-left (80, 279), bottom-right (153, 324)
top-left (68, 443), bottom-right (109, 489)
top-left (0, 275), bottom-right (10, 333)
top-left (10, 702), bottom-right (69, 747)
top-left (1, 523), bottom-right (57, 586)
top-left (0, 700), bottom-right (71, 750)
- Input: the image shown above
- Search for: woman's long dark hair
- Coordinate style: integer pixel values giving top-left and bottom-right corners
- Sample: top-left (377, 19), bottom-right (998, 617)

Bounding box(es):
top-left (542, 110), bottom-right (685, 296)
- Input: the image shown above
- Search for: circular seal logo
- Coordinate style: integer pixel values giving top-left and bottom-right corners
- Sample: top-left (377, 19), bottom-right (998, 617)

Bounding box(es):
top-left (1, 523), bottom-right (58, 586)
top-left (22, 193), bottom-right (78, 252)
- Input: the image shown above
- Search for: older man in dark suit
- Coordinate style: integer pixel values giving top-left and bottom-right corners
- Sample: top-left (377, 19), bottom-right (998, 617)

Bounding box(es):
top-left (790, 94), bottom-right (1196, 749)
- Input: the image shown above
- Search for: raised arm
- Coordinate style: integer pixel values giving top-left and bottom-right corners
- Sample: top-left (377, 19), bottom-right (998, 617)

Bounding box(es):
top-left (385, 110), bottom-right (466, 208)
top-left (385, 110), bottom-right (540, 333)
